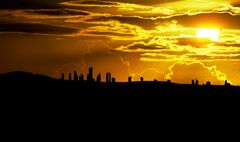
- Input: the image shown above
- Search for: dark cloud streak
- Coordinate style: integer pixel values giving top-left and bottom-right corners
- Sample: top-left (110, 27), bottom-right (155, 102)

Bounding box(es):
top-left (0, 22), bottom-right (79, 35)
top-left (0, 0), bottom-right (66, 9)
top-left (29, 9), bottom-right (89, 16)
top-left (103, 0), bottom-right (180, 5)
top-left (174, 13), bottom-right (240, 29)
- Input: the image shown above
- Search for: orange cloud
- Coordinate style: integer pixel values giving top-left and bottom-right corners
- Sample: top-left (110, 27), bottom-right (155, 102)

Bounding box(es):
top-left (165, 62), bottom-right (229, 85)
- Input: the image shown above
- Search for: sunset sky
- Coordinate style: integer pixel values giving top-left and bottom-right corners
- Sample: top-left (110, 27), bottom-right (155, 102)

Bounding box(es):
top-left (0, 0), bottom-right (240, 85)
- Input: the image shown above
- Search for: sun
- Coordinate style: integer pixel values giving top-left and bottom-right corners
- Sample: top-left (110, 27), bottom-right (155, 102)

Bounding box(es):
top-left (196, 28), bottom-right (220, 41)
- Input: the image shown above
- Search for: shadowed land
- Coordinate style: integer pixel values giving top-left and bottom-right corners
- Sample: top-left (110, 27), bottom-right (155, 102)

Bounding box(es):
top-left (0, 69), bottom-right (239, 97)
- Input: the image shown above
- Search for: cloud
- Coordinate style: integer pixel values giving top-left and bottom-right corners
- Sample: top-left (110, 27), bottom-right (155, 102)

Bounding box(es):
top-left (60, 0), bottom-right (240, 19)
top-left (112, 25), bottom-right (240, 62)
top-left (165, 62), bottom-right (229, 85)
top-left (7, 9), bottom-right (90, 19)
top-left (0, 22), bottom-right (79, 35)
top-left (27, 9), bottom-right (89, 17)
top-left (132, 68), bottom-right (165, 81)
top-left (102, 0), bottom-right (180, 6)
top-left (231, 1), bottom-right (240, 7)
top-left (115, 41), bottom-right (167, 53)
top-left (63, 0), bottom-right (117, 7)
top-left (172, 12), bottom-right (240, 29)
top-left (177, 37), bottom-right (213, 46)
top-left (215, 42), bottom-right (240, 47)
top-left (85, 15), bottom-right (157, 30)
top-left (113, 36), bottom-right (190, 62)
top-left (79, 21), bottom-right (148, 40)
top-left (127, 43), bottom-right (164, 50)
top-left (60, 0), bottom-right (180, 18)
top-left (0, 0), bottom-right (66, 9)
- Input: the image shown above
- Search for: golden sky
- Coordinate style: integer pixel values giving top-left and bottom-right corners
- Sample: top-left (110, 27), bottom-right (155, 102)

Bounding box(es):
top-left (0, 0), bottom-right (240, 85)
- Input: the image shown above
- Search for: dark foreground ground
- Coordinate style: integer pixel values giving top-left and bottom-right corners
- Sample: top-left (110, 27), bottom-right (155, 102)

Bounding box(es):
top-left (1, 72), bottom-right (240, 127)
top-left (0, 71), bottom-right (239, 97)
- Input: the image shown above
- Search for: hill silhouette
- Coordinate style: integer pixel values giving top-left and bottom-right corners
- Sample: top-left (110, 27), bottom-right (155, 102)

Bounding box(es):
top-left (0, 70), bottom-right (240, 97)
top-left (0, 71), bottom-right (54, 82)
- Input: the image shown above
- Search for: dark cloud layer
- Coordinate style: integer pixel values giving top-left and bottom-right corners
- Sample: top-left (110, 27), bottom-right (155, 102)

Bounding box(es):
top-left (87, 31), bottom-right (134, 37)
top-left (0, 22), bottom-right (78, 34)
top-left (31, 9), bottom-right (89, 16)
top-left (80, 0), bottom-right (116, 5)
top-left (85, 12), bottom-right (240, 30)
top-left (0, 0), bottom-right (66, 9)
top-left (103, 0), bottom-right (180, 5)
top-left (127, 43), bottom-right (164, 50)
top-left (232, 1), bottom-right (240, 7)
top-left (87, 16), bottom-right (157, 30)
top-left (174, 13), bottom-right (240, 29)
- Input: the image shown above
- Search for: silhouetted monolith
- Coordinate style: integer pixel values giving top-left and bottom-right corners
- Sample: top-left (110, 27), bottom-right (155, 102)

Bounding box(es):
top-left (192, 80), bottom-right (195, 85)
top-left (112, 77), bottom-right (116, 83)
top-left (225, 80), bottom-right (231, 87)
top-left (74, 71), bottom-right (78, 81)
top-left (61, 73), bottom-right (64, 80)
top-left (206, 81), bottom-right (211, 86)
top-left (106, 73), bottom-right (109, 83)
top-left (106, 72), bottom-right (111, 83)
top-left (154, 79), bottom-right (157, 82)
top-left (128, 76), bottom-right (132, 83)
top-left (106, 73), bottom-right (108, 83)
top-left (140, 77), bottom-right (144, 82)
top-left (87, 67), bottom-right (94, 82)
top-left (69, 73), bottom-right (72, 81)
top-left (167, 80), bottom-right (171, 84)
top-left (97, 73), bottom-right (101, 83)
top-left (79, 73), bottom-right (84, 81)
top-left (195, 80), bottom-right (199, 86)
top-left (108, 72), bottom-right (111, 83)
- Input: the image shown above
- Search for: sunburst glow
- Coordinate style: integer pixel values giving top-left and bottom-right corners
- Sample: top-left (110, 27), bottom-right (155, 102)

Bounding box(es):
top-left (196, 28), bottom-right (220, 41)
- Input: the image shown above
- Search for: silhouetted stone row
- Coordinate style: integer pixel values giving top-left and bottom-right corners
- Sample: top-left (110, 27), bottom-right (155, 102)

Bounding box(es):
top-left (192, 80), bottom-right (199, 86)
top-left (0, 70), bottom-right (238, 96)
top-left (62, 67), bottom-right (117, 83)
top-left (61, 67), bottom-right (232, 87)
